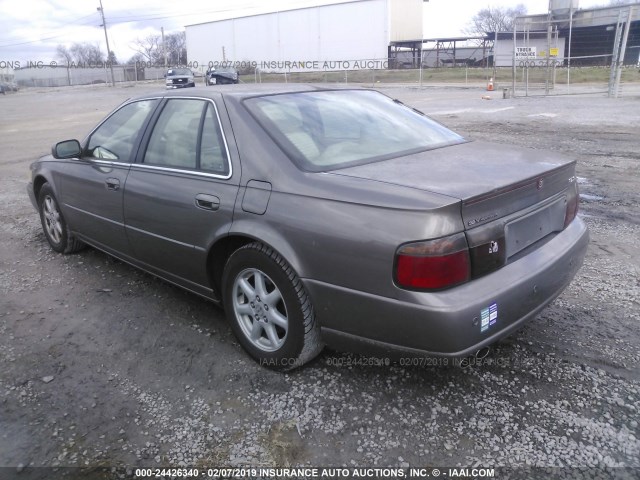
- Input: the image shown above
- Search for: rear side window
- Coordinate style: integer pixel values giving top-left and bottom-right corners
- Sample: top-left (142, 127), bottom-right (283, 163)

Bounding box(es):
top-left (200, 104), bottom-right (230, 174)
top-left (143, 99), bottom-right (230, 176)
top-left (86, 99), bottom-right (158, 162)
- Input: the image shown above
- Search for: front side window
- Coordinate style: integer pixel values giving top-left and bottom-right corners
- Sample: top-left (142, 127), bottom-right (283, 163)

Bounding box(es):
top-left (244, 90), bottom-right (465, 172)
top-left (86, 99), bottom-right (158, 162)
top-left (143, 99), bottom-right (230, 175)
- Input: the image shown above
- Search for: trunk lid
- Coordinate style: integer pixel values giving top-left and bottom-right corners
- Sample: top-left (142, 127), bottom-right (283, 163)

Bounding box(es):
top-left (330, 140), bottom-right (576, 230)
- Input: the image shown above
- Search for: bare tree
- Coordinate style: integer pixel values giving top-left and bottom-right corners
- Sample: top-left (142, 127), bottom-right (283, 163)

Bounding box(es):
top-left (127, 52), bottom-right (147, 65)
top-left (466, 4), bottom-right (528, 36)
top-left (164, 32), bottom-right (187, 66)
top-left (130, 32), bottom-right (188, 67)
top-left (131, 34), bottom-right (163, 64)
top-left (55, 45), bottom-right (73, 85)
top-left (56, 45), bottom-right (73, 65)
top-left (56, 43), bottom-right (106, 84)
top-left (68, 43), bottom-right (105, 65)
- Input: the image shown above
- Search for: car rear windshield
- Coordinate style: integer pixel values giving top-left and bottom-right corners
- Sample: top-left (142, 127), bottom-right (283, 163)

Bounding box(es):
top-left (244, 90), bottom-right (465, 172)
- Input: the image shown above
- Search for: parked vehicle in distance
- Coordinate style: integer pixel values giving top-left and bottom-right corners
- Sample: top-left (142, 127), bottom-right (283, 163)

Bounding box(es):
top-left (0, 82), bottom-right (18, 93)
top-left (27, 85), bottom-right (589, 370)
top-left (165, 68), bottom-right (195, 89)
top-left (206, 66), bottom-right (239, 85)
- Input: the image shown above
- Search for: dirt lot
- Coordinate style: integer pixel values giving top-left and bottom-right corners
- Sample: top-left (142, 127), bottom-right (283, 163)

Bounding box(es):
top-left (0, 82), bottom-right (639, 479)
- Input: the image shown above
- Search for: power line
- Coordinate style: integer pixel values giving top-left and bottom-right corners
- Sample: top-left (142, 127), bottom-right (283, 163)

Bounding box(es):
top-left (0, 1), bottom-right (312, 49)
top-left (105, 6), bottom-right (265, 24)
top-left (0, 14), bottom-right (100, 48)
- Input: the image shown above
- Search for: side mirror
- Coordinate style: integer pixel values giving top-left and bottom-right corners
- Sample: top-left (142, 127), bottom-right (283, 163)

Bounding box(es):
top-left (52, 139), bottom-right (82, 159)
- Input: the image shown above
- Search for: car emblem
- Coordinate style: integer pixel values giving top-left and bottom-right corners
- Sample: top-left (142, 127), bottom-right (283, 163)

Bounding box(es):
top-left (537, 178), bottom-right (544, 190)
top-left (467, 213), bottom-right (498, 226)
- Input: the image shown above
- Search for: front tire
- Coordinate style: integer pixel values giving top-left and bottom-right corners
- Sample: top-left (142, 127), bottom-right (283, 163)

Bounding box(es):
top-left (38, 183), bottom-right (84, 254)
top-left (222, 242), bottom-right (323, 370)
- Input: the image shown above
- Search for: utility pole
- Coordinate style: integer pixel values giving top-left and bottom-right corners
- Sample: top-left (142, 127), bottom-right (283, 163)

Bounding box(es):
top-left (161, 27), bottom-right (168, 69)
top-left (97, 0), bottom-right (116, 87)
top-left (545, 0), bottom-right (552, 95)
top-left (567, 4), bottom-right (574, 93)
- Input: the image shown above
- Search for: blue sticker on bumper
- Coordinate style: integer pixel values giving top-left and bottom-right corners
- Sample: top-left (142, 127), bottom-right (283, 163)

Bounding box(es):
top-left (481, 302), bottom-right (498, 332)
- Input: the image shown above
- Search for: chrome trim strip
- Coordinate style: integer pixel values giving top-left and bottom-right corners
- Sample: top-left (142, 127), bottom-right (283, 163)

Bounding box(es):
top-left (89, 159), bottom-right (132, 167)
top-left (129, 163), bottom-right (231, 180)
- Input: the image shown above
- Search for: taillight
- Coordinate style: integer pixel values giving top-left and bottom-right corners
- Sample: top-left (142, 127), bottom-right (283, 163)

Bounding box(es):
top-left (564, 184), bottom-right (579, 228)
top-left (395, 233), bottom-right (471, 291)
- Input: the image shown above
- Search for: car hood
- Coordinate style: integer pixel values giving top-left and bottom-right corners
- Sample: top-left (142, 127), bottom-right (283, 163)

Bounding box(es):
top-left (329, 140), bottom-right (576, 227)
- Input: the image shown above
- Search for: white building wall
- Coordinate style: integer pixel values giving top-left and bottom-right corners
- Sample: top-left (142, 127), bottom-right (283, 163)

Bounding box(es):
top-left (279, 8), bottom-right (321, 61)
top-left (186, 0), bottom-right (394, 72)
top-left (315, 0), bottom-right (387, 61)
top-left (388, 0), bottom-right (423, 42)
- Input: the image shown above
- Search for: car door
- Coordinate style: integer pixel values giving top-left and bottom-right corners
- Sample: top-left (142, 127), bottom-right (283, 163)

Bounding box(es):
top-left (56, 99), bottom-right (160, 257)
top-left (123, 97), bottom-right (239, 294)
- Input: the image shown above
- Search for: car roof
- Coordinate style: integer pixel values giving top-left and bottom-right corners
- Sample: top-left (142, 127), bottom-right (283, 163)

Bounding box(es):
top-left (130, 83), bottom-right (363, 102)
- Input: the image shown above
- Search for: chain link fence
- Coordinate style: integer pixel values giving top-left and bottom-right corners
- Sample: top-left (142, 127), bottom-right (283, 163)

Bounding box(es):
top-left (14, 65), bottom-right (168, 88)
top-left (507, 5), bottom-right (639, 98)
top-left (10, 12), bottom-right (640, 95)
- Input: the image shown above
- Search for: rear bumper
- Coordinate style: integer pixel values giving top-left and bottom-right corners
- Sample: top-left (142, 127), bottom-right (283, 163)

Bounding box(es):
top-left (305, 217), bottom-right (589, 358)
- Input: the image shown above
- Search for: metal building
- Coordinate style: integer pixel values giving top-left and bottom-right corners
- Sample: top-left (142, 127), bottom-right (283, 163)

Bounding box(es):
top-left (185, 0), bottom-right (425, 72)
top-left (495, 1), bottom-right (640, 67)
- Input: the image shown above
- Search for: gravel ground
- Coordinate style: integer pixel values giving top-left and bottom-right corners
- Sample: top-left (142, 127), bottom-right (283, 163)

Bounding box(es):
top-left (0, 82), bottom-right (638, 479)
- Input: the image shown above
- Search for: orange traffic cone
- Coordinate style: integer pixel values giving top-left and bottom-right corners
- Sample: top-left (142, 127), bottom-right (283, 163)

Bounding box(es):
top-left (487, 77), bottom-right (494, 91)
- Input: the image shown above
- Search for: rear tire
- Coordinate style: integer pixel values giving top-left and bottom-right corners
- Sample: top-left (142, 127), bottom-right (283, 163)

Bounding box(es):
top-left (222, 242), bottom-right (323, 370)
top-left (38, 183), bottom-right (84, 254)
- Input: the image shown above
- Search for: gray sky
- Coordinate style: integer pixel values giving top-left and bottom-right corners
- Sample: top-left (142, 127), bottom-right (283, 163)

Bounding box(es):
top-left (0, 0), bottom-right (608, 64)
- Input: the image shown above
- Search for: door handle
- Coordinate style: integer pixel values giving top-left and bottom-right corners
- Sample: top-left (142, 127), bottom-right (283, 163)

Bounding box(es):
top-left (195, 193), bottom-right (220, 211)
top-left (105, 178), bottom-right (120, 191)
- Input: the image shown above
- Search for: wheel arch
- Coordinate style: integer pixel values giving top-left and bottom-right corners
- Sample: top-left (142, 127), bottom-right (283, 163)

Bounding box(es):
top-left (206, 225), bottom-right (308, 302)
top-left (33, 174), bottom-right (51, 201)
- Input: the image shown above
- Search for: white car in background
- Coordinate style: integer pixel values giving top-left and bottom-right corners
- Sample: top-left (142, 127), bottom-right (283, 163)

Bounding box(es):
top-left (165, 68), bottom-right (195, 89)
